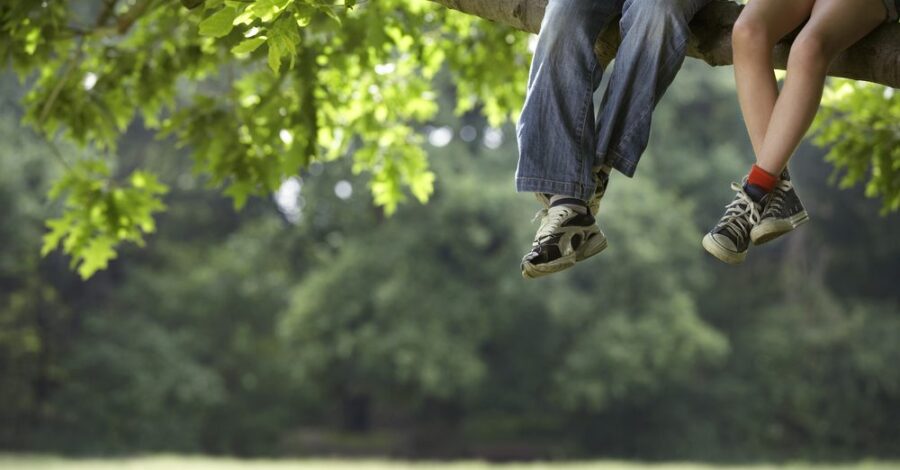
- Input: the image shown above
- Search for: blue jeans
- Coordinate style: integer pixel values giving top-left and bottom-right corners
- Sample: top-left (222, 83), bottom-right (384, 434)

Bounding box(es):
top-left (516, 0), bottom-right (713, 200)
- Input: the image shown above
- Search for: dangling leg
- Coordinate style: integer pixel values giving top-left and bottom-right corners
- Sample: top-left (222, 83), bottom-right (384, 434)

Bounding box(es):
top-left (704, 0), bottom-right (886, 262)
top-left (518, 0), bottom-right (622, 279)
top-left (594, 0), bottom-right (712, 177)
top-left (703, 0), bottom-right (815, 262)
top-left (748, 0), bottom-right (885, 244)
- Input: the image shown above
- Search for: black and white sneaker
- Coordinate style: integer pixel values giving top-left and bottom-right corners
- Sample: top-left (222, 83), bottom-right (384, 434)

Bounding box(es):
top-left (521, 199), bottom-right (607, 279)
top-left (702, 182), bottom-right (762, 265)
top-left (751, 173), bottom-right (809, 245)
top-left (529, 167), bottom-right (610, 276)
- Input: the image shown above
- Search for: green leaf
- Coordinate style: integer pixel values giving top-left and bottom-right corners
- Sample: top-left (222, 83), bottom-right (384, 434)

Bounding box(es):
top-left (199, 6), bottom-right (237, 38)
top-left (244, 0), bottom-right (292, 22)
top-left (264, 17), bottom-right (300, 73)
top-left (42, 217), bottom-right (71, 256)
top-left (318, 6), bottom-right (342, 25)
top-left (77, 237), bottom-right (117, 280)
top-left (410, 170), bottom-right (435, 203)
top-left (267, 43), bottom-right (282, 73)
top-left (231, 37), bottom-right (267, 55)
top-left (24, 28), bottom-right (41, 55)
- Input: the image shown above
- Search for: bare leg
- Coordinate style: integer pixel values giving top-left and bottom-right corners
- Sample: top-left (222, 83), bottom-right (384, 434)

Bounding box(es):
top-left (732, 0), bottom-right (815, 156)
top-left (755, 0), bottom-right (885, 175)
top-left (703, 0), bottom-right (886, 265)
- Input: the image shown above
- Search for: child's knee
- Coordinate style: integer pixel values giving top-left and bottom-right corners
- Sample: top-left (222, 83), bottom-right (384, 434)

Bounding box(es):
top-left (732, 13), bottom-right (773, 52)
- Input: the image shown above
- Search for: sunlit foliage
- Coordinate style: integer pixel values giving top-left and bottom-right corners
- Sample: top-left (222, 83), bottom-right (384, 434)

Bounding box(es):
top-left (812, 80), bottom-right (900, 214)
top-left (1, 0), bottom-right (529, 277)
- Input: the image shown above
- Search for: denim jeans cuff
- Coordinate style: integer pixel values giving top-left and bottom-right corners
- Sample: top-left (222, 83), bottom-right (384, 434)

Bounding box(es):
top-left (516, 176), bottom-right (595, 200)
top-left (603, 150), bottom-right (638, 178)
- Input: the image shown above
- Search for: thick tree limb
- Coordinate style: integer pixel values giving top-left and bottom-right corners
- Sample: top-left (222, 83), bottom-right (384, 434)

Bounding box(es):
top-left (430, 0), bottom-right (900, 88)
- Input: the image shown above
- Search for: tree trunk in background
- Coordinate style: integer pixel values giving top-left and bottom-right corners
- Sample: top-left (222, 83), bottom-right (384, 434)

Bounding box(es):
top-left (340, 392), bottom-right (371, 432)
top-left (429, 0), bottom-right (900, 88)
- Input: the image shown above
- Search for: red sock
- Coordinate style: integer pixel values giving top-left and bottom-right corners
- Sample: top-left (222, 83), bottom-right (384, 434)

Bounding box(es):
top-left (747, 164), bottom-right (778, 193)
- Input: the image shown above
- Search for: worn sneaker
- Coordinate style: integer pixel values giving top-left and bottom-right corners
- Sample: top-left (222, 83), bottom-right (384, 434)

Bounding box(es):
top-left (750, 173), bottom-right (809, 245)
top-left (521, 199), bottom-right (607, 279)
top-left (527, 168), bottom-right (610, 278)
top-left (702, 182), bottom-right (762, 265)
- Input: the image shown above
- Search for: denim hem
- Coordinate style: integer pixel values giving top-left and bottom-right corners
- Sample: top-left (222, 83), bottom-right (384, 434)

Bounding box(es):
top-left (516, 176), bottom-right (595, 200)
top-left (603, 149), bottom-right (638, 178)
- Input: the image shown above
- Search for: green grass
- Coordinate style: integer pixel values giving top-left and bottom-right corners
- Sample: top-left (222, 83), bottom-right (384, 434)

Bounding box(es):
top-left (0, 457), bottom-right (898, 470)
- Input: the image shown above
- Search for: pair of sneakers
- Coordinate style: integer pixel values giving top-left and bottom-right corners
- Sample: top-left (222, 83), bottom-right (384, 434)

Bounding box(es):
top-left (521, 168), bottom-right (610, 279)
top-left (520, 168), bottom-right (809, 278)
top-left (702, 170), bottom-right (809, 264)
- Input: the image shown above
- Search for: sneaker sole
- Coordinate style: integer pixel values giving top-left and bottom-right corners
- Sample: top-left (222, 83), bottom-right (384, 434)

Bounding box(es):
top-left (522, 253), bottom-right (577, 279)
top-left (702, 233), bottom-right (746, 265)
top-left (522, 232), bottom-right (608, 279)
top-left (750, 211), bottom-right (810, 245)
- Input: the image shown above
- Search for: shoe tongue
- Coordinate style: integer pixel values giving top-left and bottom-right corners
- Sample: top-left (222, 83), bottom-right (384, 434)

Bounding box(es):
top-left (743, 183), bottom-right (768, 204)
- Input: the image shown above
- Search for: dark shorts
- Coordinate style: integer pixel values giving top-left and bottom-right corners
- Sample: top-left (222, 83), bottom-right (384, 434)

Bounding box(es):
top-left (886, 0), bottom-right (900, 22)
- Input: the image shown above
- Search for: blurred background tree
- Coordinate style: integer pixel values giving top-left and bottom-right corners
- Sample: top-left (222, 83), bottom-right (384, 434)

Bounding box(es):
top-left (1, 0), bottom-right (899, 462)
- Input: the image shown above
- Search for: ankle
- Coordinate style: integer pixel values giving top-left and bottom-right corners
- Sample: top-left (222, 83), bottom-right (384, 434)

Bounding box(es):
top-left (745, 164), bottom-right (778, 202)
top-left (549, 195), bottom-right (588, 214)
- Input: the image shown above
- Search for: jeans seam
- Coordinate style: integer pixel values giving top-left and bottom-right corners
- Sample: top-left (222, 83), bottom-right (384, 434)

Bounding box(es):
top-left (575, 60), bottom-right (597, 198)
top-left (580, 60), bottom-right (600, 196)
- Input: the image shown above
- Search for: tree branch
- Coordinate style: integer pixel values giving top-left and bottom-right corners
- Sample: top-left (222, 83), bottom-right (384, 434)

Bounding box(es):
top-left (116, 0), bottom-right (159, 34)
top-left (429, 0), bottom-right (900, 88)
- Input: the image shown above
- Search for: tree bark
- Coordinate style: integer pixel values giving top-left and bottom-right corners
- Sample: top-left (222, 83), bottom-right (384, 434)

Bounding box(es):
top-left (429, 0), bottom-right (900, 88)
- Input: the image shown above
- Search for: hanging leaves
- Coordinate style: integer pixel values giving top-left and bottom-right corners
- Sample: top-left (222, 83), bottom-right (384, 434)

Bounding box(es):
top-left (0, 0), bottom-right (526, 277)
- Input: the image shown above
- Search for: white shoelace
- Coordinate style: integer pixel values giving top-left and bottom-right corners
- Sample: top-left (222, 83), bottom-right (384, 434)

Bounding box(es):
top-left (717, 182), bottom-right (761, 244)
top-left (533, 206), bottom-right (577, 243)
top-left (763, 179), bottom-right (792, 217)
